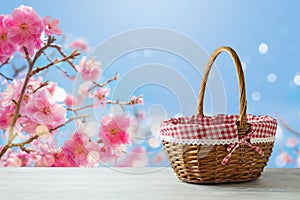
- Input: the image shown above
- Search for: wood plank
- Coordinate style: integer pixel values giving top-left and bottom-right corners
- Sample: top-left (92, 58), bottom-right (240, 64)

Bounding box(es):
top-left (0, 168), bottom-right (299, 200)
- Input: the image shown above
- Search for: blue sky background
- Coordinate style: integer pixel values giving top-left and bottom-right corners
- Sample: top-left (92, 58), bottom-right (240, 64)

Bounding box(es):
top-left (1, 0), bottom-right (300, 167)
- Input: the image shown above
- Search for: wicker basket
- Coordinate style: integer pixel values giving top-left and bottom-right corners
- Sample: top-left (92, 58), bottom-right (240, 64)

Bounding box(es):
top-left (160, 46), bottom-right (277, 184)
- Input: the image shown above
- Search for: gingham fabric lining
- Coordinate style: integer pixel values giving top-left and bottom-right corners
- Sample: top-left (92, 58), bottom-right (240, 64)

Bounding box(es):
top-left (160, 114), bottom-right (277, 145)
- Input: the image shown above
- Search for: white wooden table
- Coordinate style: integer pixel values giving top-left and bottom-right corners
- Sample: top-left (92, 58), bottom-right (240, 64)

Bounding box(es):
top-left (0, 168), bottom-right (299, 200)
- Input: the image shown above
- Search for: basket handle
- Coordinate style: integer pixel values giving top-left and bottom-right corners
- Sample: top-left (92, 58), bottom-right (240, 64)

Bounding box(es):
top-left (197, 46), bottom-right (248, 130)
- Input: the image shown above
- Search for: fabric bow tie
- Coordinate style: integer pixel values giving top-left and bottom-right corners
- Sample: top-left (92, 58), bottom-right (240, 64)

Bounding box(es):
top-left (221, 131), bottom-right (265, 165)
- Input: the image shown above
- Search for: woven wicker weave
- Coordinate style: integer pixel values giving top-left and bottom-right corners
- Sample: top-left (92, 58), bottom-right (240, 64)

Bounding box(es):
top-left (162, 46), bottom-right (275, 184)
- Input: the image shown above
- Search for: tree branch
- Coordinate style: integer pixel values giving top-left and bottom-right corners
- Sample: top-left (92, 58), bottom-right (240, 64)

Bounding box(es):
top-left (67, 98), bottom-right (143, 114)
top-left (67, 105), bottom-right (93, 113)
top-left (97, 139), bottom-right (103, 144)
top-left (7, 47), bottom-right (34, 144)
top-left (33, 81), bottom-right (49, 93)
top-left (12, 135), bottom-right (39, 150)
top-left (278, 116), bottom-right (300, 137)
top-left (0, 57), bottom-right (10, 69)
top-left (49, 44), bottom-right (79, 72)
top-left (22, 46), bottom-right (32, 65)
top-left (0, 114), bottom-right (89, 159)
top-left (30, 50), bottom-right (80, 77)
top-left (0, 145), bottom-right (9, 160)
top-left (1, 36), bottom-right (80, 160)
top-left (19, 145), bottom-right (35, 153)
top-left (6, 37), bottom-right (60, 148)
top-left (0, 72), bottom-right (13, 81)
top-left (88, 72), bottom-right (119, 92)
top-left (50, 114), bottom-right (90, 132)
top-left (42, 52), bottom-right (73, 79)
top-left (31, 36), bottom-right (55, 66)
top-left (12, 64), bottom-right (26, 78)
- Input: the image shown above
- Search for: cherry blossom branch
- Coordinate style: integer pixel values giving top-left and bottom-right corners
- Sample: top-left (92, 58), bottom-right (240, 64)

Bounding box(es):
top-left (42, 51), bottom-right (73, 79)
top-left (33, 81), bottom-right (49, 93)
top-left (278, 116), bottom-right (300, 137)
top-left (49, 114), bottom-right (89, 132)
top-left (0, 146), bottom-right (9, 160)
top-left (23, 46), bottom-right (32, 65)
top-left (0, 72), bottom-right (13, 81)
top-left (29, 49), bottom-right (80, 77)
top-left (48, 44), bottom-right (79, 72)
top-left (97, 139), bottom-right (103, 144)
top-left (31, 36), bottom-right (56, 65)
top-left (105, 99), bottom-right (138, 105)
top-left (67, 105), bottom-right (94, 114)
top-left (6, 41), bottom-right (51, 142)
top-left (12, 63), bottom-right (26, 78)
top-left (5, 42), bottom-right (53, 143)
top-left (0, 58), bottom-right (25, 80)
top-left (6, 36), bottom-right (78, 145)
top-left (12, 135), bottom-right (39, 153)
top-left (88, 72), bottom-right (119, 92)
top-left (20, 145), bottom-right (35, 153)
top-left (0, 58), bottom-right (10, 69)
top-left (7, 47), bottom-right (35, 144)
top-left (0, 114), bottom-right (89, 158)
top-left (67, 97), bottom-right (143, 114)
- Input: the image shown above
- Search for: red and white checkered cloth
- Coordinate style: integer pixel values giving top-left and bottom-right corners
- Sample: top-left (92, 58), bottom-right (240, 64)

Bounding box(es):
top-left (160, 114), bottom-right (277, 144)
top-left (160, 114), bottom-right (277, 165)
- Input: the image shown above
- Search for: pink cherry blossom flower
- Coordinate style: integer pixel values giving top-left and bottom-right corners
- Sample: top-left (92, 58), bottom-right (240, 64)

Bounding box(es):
top-left (18, 37), bottom-right (43, 57)
top-left (117, 146), bottom-right (148, 167)
top-left (1, 79), bottom-right (23, 104)
top-left (45, 81), bottom-right (57, 95)
top-left (93, 87), bottom-right (110, 108)
top-left (62, 132), bottom-right (100, 167)
top-left (53, 151), bottom-right (75, 167)
top-left (99, 145), bottom-right (124, 163)
top-left (51, 84), bottom-right (67, 102)
top-left (34, 142), bottom-right (67, 167)
top-left (1, 77), bottom-right (42, 109)
top-left (130, 95), bottom-right (144, 108)
top-left (44, 16), bottom-right (62, 36)
top-left (0, 77), bottom-right (47, 133)
top-left (99, 114), bottom-right (131, 146)
top-left (19, 117), bottom-right (40, 135)
top-left (0, 54), bottom-right (9, 63)
top-left (0, 149), bottom-right (35, 167)
top-left (76, 120), bottom-right (98, 137)
top-left (69, 39), bottom-right (89, 53)
top-left (153, 152), bottom-right (165, 163)
top-left (5, 154), bottom-right (22, 167)
top-left (32, 140), bottom-right (66, 167)
top-left (135, 109), bottom-right (146, 122)
top-left (24, 89), bottom-right (66, 129)
top-left (0, 80), bottom-right (24, 129)
top-left (17, 152), bottom-right (32, 167)
top-left (3, 5), bottom-right (44, 56)
top-left (77, 56), bottom-right (102, 81)
top-left (0, 149), bottom-right (11, 167)
top-left (0, 79), bottom-right (25, 130)
top-left (64, 94), bottom-right (82, 107)
top-left (78, 81), bottom-right (92, 96)
top-left (35, 154), bottom-right (55, 167)
top-left (275, 151), bottom-right (293, 167)
top-left (286, 137), bottom-right (298, 148)
top-left (0, 15), bottom-right (16, 59)
top-left (0, 104), bottom-right (15, 130)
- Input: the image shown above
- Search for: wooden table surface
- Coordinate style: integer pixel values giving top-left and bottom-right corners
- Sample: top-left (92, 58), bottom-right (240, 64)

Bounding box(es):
top-left (0, 168), bottom-right (299, 200)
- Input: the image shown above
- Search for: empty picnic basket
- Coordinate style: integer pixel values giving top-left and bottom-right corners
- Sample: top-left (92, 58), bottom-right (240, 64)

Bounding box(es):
top-left (160, 46), bottom-right (277, 184)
